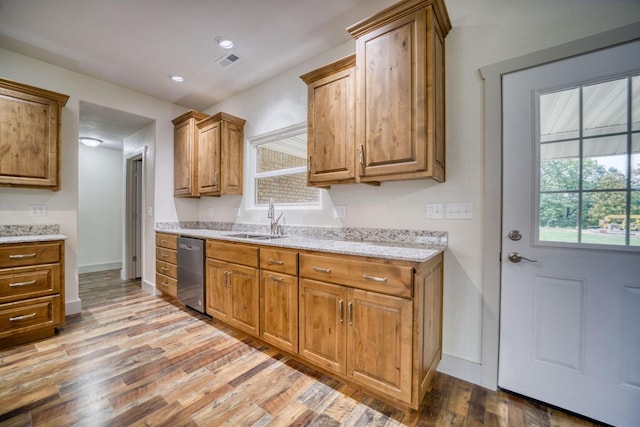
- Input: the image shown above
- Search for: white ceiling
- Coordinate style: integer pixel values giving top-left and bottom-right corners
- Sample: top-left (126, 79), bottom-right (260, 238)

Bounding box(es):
top-left (0, 0), bottom-right (409, 149)
top-left (0, 0), bottom-right (402, 111)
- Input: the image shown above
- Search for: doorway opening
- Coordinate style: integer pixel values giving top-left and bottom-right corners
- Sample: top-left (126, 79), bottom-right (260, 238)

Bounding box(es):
top-left (125, 154), bottom-right (143, 279)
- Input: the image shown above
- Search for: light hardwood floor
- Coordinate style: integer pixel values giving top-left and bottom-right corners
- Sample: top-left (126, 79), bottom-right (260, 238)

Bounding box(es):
top-left (0, 270), bottom-right (604, 426)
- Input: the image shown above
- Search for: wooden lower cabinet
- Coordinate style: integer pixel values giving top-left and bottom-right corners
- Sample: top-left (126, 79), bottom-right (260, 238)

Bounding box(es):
top-left (299, 279), bottom-right (413, 403)
top-left (155, 233), bottom-right (178, 298)
top-left (0, 239), bottom-right (65, 348)
top-left (206, 258), bottom-right (259, 336)
top-left (201, 238), bottom-right (443, 410)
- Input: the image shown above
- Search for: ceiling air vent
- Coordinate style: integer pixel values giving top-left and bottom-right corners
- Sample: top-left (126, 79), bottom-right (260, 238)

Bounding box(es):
top-left (216, 52), bottom-right (240, 68)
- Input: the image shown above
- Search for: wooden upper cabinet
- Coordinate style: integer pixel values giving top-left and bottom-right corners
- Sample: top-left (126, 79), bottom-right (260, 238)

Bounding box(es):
top-left (196, 112), bottom-right (246, 197)
top-left (0, 78), bottom-right (69, 190)
top-left (300, 55), bottom-right (356, 187)
top-left (347, 0), bottom-right (451, 183)
top-left (172, 110), bottom-right (208, 197)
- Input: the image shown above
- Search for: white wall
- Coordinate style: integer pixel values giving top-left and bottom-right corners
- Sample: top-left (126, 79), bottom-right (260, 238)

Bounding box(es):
top-left (195, 0), bottom-right (640, 386)
top-left (0, 47), bottom-right (189, 315)
top-left (124, 123), bottom-right (157, 289)
top-left (78, 145), bottom-right (123, 272)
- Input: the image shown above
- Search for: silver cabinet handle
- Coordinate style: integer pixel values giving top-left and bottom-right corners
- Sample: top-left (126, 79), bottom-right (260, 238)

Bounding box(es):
top-left (268, 274), bottom-right (284, 282)
top-left (338, 299), bottom-right (344, 323)
top-left (312, 266), bottom-right (331, 273)
top-left (268, 259), bottom-right (284, 265)
top-left (161, 239), bottom-right (168, 244)
top-left (10, 313), bottom-right (36, 322)
top-left (362, 274), bottom-right (387, 283)
top-left (160, 281), bottom-right (168, 287)
top-left (347, 302), bottom-right (353, 326)
top-left (508, 252), bottom-right (538, 263)
top-left (9, 253), bottom-right (36, 259)
top-left (214, 171), bottom-right (219, 187)
top-left (9, 280), bottom-right (37, 287)
top-left (161, 253), bottom-right (168, 258)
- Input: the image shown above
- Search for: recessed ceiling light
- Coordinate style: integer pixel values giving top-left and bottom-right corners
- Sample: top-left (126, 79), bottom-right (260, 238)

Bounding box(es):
top-left (169, 74), bottom-right (184, 82)
top-left (216, 36), bottom-right (234, 49)
top-left (79, 137), bottom-right (103, 147)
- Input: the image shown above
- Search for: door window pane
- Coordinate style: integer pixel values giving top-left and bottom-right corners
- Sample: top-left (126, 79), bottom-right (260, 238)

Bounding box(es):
top-left (540, 141), bottom-right (579, 191)
top-left (582, 135), bottom-right (628, 191)
top-left (632, 135), bottom-right (640, 190)
top-left (632, 191), bottom-right (640, 246)
top-left (539, 193), bottom-right (578, 242)
top-left (632, 76), bottom-right (640, 131)
top-left (582, 192), bottom-right (627, 246)
top-left (583, 78), bottom-right (627, 137)
top-left (540, 88), bottom-right (579, 142)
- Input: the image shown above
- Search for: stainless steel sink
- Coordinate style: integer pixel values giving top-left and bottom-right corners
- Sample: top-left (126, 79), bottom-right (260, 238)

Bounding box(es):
top-left (224, 233), bottom-right (284, 240)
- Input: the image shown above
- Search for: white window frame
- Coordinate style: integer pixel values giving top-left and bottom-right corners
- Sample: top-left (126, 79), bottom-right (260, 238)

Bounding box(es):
top-left (248, 122), bottom-right (321, 209)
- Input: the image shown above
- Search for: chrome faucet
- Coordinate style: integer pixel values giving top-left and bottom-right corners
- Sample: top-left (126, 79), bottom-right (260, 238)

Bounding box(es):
top-left (268, 198), bottom-right (285, 236)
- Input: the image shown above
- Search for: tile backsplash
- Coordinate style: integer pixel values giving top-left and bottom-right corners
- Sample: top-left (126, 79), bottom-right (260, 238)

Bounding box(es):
top-left (0, 224), bottom-right (61, 237)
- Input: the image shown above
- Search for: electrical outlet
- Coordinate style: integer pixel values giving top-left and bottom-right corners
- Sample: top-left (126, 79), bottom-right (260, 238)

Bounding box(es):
top-left (446, 202), bottom-right (472, 219)
top-left (29, 204), bottom-right (46, 216)
top-left (147, 207), bottom-right (153, 217)
top-left (425, 203), bottom-right (443, 219)
top-left (334, 205), bottom-right (347, 219)
top-left (207, 208), bottom-right (215, 217)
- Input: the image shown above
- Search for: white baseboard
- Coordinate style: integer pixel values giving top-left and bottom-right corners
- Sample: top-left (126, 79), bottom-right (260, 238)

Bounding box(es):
top-left (141, 279), bottom-right (158, 296)
top-left (437, 353), bottom-right (483, 387)
top-left (78, 261), bottom-right (122, 274)
top-left (65, 298), bottom-right (82, 316)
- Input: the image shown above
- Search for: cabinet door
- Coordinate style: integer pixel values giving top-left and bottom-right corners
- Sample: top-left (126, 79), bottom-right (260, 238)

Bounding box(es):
top-left (198, 120), bottom-right (221, 195)
top-left (307, 66), bottom-right (355, 185)
top-left (220, 120), bottom-right (244, 195)
top-left (228, 263), bottom-right (259, 336)
top-left (205, 259), bottom-right (229, 322)
top-left (174, 119), bottom-right (197, 197)
top-left (347, 289), bottom-right (413, 403)
top-left (0, 80), bottom-right (68, 190)
top-left (260, 271), bottom-right (298, 353)
top-left (356, 10), bottom-right (427, 180)
top-left (299, 278), bottom-right (346, 375)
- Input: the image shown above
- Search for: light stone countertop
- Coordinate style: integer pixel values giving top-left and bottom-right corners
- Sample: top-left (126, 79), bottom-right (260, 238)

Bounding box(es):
top-left (0, 234), bottom-right (68, 244)
top-left (159, 228), bottom-right (444, 263)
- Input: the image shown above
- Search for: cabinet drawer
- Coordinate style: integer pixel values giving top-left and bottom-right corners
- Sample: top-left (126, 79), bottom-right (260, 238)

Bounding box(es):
top-left (156, 273), bottom-right (177, 298)
top-left (156, 247), bottom-right (177, 265)
top-left (299, 254), bottom-right (413, 298)
top-left (0, 242), bottom-right (61, 268)
top-left (156, 260), bottom-right (177, 279)
top-left (0, 264), bottom-right (61, 303)
top-left (207, 240), bottom-right (258, 267)
top-left (156, 233), bottom-right (178, 250)
top-left (0, 295), bottom-right (62, 338)
top-left (260, 248), bottom-right (298, 276)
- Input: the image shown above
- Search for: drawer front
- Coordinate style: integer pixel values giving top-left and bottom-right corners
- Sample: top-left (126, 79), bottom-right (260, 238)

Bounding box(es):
top-left (156, 247), bottom-right (177, 265)
top-left (0, 242), bottom-right (61, 268)
top-left (0, 295), bottom-right (62, 338)
top-left (207, 240), bottom-right (259, 267)
top-left (156, 273), bottom-right (177, 298)
top-left (299, 254), bottom-right (413, 298)
top-left (156, 233), bottom-right (178, 250)
top-left (0, 264), bottom-right (61, 303)
top-left (156, 260), bottom-right (178, 279)
top-left (260, 248), bottom-right (298, 276)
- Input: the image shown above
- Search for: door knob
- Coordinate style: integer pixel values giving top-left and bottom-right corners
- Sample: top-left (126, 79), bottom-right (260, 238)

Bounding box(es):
top-left (508, 252), bottom-right (538, 263)
top-left (508, 230), bottom-right (522, 241)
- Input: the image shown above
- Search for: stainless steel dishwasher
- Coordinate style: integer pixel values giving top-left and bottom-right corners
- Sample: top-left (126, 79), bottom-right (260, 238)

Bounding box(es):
top-left (177, 236), bottom-right (205, 314)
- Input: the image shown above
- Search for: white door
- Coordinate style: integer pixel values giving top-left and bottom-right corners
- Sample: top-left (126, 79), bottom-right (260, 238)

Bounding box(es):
top-left (500, 40), bottom-right (640, 427)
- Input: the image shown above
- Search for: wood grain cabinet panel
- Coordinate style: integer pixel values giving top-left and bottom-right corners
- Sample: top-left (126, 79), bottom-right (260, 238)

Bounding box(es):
top-left (260, 248), bottom-right (298, 353)
top-left (206, 241), bottom-right (260, 337)
top-left (300, 55), bottom-right (357, 187)
top-left (346, 0), bottom-right (450, 183)
top-left (0, 78), bottom-right (69, 190)
top-left (172, 110), bottom-right (209, 197)
top-left (0, 240), bottom-right (65, 348)
top-left (155, 233), bottom-right (178, 298)
top-left (196, 112), bottom-right (246, 197)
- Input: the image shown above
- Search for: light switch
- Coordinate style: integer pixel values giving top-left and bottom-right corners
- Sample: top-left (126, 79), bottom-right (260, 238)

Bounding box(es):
top-left (446, 202), bottom-right (472, 219)
top-left (29, 204), bottom-right (46, 216)
top-left (425, 203), bottom-right (443, 219)
top-left (147, 207), bottom-right (153, 217)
